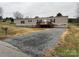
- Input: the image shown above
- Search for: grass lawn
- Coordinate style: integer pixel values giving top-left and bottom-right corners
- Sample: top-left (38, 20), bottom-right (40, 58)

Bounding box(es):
top-left (43, 23), bottom-right (79, 57)
top-left (0, 21), bottom-right (45, 40)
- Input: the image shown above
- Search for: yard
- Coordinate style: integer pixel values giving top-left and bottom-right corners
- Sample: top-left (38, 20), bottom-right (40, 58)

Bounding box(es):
top-left (44, 23), bottom-right (79, 57)
top-left (0, 21), bottom-right (45, 40)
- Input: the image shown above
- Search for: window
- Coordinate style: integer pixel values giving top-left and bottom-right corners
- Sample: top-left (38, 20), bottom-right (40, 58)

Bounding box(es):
top-left (28, 19), bottom-right (32, 22)
top-left (21, 21), bottom-right (25, 24)
top-left (50, 19), bottom-right (52, 22)
top-left (53, 19), bottom-right (55, 23)
top-left (50, 19), bottom-right (55, 23)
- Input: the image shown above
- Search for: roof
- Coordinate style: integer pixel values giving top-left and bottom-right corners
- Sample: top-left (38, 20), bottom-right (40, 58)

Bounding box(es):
top-left (15, 16), bottom-right (68, 20)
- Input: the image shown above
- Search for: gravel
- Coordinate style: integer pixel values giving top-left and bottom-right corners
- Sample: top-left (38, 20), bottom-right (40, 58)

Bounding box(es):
top-left (4, 28), bottom-right (66, 57)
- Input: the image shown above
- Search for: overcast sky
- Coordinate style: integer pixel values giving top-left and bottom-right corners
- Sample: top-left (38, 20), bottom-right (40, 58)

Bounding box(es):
top-left (0, 2), bottom-right (77, 18)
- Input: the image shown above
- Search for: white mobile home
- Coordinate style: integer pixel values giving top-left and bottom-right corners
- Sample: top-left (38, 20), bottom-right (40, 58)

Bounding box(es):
top-left (14, 16), bottom-right (68, 28)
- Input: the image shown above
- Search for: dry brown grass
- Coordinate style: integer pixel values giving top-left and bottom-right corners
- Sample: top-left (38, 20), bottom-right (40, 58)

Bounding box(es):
top-left (10, 27), bottom-right (44, 36)
top-left (0, 22), bottom-right (45, 39)
top-left (43, 24), bottom-right (79, 57)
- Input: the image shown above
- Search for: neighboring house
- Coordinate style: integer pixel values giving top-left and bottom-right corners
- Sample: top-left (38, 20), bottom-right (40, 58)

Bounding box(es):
top-left (14, 15), bottom-right (68, 28)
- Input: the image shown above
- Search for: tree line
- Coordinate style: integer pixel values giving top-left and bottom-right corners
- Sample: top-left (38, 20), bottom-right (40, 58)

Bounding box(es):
top-left (0, 6), bottom-right (79, 23)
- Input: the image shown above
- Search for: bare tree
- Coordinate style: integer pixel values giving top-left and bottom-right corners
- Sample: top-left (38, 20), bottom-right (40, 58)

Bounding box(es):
top-left (0, 7), bottom-right (3, 16)
top-left (75, 3), bottom-right (79, 22)
top-left (0, 7), bottom-right (3, 20)
top-left (77, 3), bottom-right (79, 18)
top-left (14, 11), bottom-right (23, 19)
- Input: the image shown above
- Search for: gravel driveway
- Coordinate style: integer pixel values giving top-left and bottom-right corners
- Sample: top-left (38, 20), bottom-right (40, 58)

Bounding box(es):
top-left (3, 28), bottom-right (66, 57)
